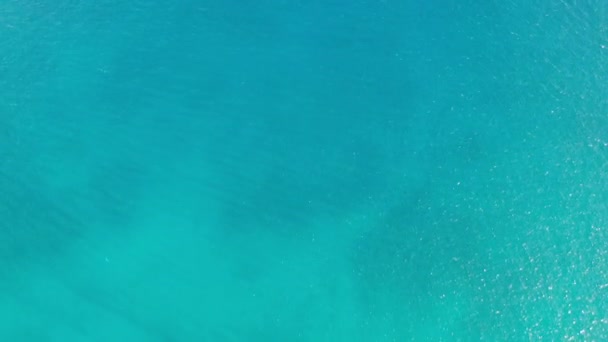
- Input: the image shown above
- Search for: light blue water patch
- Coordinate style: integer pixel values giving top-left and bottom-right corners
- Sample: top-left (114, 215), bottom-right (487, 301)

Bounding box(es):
top-left (2, 0), bottom-right (608, 340)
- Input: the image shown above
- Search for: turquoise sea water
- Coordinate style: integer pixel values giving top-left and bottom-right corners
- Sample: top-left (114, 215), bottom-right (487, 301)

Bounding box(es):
top-left (3, 1), bottom-right (608, 340)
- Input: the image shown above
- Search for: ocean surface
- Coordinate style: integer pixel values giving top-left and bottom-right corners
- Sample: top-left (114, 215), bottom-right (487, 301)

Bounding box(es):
top-left (2, 0), bottom-right (608, 340)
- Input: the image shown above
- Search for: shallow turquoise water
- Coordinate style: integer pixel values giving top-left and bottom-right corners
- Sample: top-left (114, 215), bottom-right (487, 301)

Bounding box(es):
top-left (3, 1), bottom-right (608, 340)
